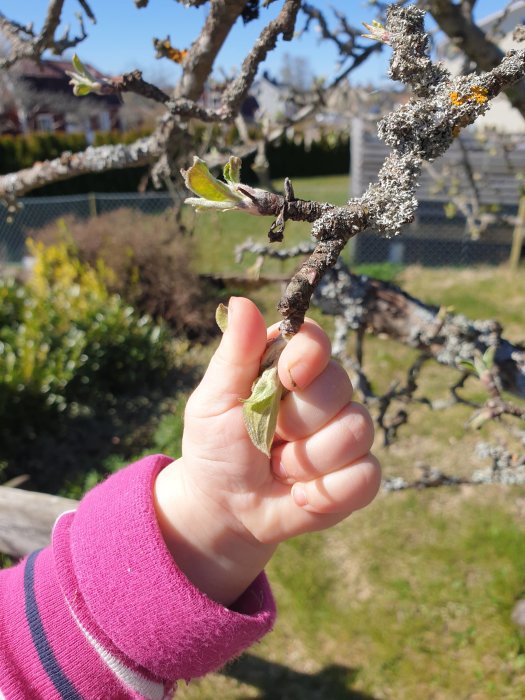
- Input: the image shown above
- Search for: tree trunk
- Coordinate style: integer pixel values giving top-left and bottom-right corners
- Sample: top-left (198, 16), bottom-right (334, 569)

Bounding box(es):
top-left (0, 486), bottom-right (77, 558)
top-left (315, 265), bottom-right (525, 399)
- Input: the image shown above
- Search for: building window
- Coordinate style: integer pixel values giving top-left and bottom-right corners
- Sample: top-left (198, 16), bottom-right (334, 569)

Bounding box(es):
top-left (36, 113), bottom-right (54, 132)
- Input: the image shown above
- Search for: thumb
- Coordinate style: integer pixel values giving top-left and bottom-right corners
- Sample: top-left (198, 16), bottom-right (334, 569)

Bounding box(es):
top-left (189, 297), bottom-right (268, 414)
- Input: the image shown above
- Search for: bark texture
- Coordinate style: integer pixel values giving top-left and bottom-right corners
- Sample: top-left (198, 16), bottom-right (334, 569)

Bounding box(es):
top-left (315, 265), bottom-right (525, 400)
top-left (0, 486), bottom-right (77, 558)
top-left (423, 0), bottom-right (525, 118)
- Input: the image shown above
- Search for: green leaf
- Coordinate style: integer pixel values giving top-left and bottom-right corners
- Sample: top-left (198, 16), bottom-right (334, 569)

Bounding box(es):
top-left (468, 408), bottom-right (492, 430)
top-left (473, 353), bottom-right (486, 378)
top-left (72, 53), bottom-right (85, 75)
top-left (482, 345), bottom-right (496, 370)
top-left (73, 84), bottom-right (93, 97)
top-left (181, 157), bottom-right (242, 203)
top-left (223, 156), bottom-right (242, 184)
top-left (183, 197), bottom-right (238, 211)
top-left (459, 360), bottom-right (476, 372)
top-left (215, 303), bottom-right (228, 333)
top-left (242, 367), bottom-right (283, 457)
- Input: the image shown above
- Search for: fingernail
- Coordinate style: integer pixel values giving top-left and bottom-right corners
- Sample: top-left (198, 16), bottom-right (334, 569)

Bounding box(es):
top-left (292, 484), bottom-right (308, 507)
top-left (227, 296), bottom-right (239, 320)
top-left (287, 362), bottom-right (308, 390)
top-left (287, 366), bottom-right (298, 388)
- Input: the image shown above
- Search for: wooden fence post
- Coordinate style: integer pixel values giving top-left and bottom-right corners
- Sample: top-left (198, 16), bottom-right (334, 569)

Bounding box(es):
top-left (509, 192), bottom-right (525, 271)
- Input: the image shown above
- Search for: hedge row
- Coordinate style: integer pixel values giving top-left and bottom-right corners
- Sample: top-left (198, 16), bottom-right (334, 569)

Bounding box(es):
top-left (0, 128), bottom-right (350, 196)
top-left (267, 132), bottom-right (350, 179)
top-left (0, 131), bottom-right (151, 196)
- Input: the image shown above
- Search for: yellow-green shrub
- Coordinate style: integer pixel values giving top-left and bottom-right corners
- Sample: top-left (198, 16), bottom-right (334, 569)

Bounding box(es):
top-left (0, 240), bottom-right (173, 468)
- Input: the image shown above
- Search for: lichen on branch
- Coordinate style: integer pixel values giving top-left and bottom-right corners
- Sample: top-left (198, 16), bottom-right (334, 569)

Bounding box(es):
top-left (184, 4), bottom-right (525, 336)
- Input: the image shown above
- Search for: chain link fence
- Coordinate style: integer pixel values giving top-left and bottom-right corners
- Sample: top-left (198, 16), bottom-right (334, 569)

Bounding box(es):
top-left (0, 192), bottom-right (176, 264)
top-left (351, 201), bottom-right (517, 268)
top-left (0, 192), bottom-right (518, 267)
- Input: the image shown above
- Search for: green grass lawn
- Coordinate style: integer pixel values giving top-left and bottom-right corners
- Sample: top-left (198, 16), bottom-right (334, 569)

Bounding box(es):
top-left (169, 176), bottom-right (525, 699)
top-left (187, 174), bottom-right (352, 277)
top-left (7, 175), bottom-right (523, 698)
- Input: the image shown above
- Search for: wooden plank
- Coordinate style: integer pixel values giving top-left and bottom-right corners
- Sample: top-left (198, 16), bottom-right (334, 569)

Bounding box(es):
top-left (0, 487), bottom-right (78, 558)
top-left (510, 193), bottom-right (525, 270)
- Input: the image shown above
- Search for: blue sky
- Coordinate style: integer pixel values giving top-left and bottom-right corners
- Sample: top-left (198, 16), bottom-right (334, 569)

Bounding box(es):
top-left (1, 0), bottom-right (515, 87)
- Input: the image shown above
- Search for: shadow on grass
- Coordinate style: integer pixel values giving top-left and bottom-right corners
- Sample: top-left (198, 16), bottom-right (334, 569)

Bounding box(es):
top-left (0, 364), bottom-right (198, 496)
top-left (222, 653), bottom-right (380, 699)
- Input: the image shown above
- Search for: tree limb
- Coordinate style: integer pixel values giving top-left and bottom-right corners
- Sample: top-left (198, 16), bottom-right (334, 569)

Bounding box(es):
top-left (187, 6), bottom-right (525, 335)
top-left (0, 137), bottom-right (163, 201)
top-left (0, 0), bottom-right (93, 69)
top-left (0, 486), bottom-right (77, 558)
top-left (236, 240), bottom-right (525, 401)
top-left (422, 0), bottom-right (525, 119)
top-left (219, 0), bottom-right (301, 119)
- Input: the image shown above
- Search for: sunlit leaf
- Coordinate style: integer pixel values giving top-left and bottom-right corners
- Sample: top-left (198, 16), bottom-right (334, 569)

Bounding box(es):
top-left (215, 303), bottom-right (228, 333)
top-left (242, 367), bottom-right (283, 457)
top-left (482, 345), bottom-right (496, 370)
top-left (181, 157), bottom-right (242, 203)
top-left (223, 156), bottom-right (242, 184)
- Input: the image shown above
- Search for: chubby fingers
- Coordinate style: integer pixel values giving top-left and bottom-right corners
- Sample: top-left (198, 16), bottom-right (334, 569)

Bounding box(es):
top-left (277, 360), bottom-right (353, 442)
top-left (290, 454), bottom-right (381, 516)
top-left (273, 401), bottom-right (374, 484)
top-left (262, 451), bottom-right (380, 542)
top-left (276, 319), bottom-right (331, 392)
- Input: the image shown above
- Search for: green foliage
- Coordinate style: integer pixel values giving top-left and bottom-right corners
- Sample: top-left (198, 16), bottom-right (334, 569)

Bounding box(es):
top-left (266, 132), bottom-right (350, 179)
top-left (92, 127), bottom-right (153, 146)
top-left (0, 239), bottom-right (173, 486)
top-left (0, 130), bottom-right (151, 195)
top-left (0, 132), bottom-right (87, 174)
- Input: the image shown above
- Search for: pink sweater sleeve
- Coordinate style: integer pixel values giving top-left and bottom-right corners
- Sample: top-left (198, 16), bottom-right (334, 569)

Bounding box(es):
top-left (0, 455), bottom-right (276, 699)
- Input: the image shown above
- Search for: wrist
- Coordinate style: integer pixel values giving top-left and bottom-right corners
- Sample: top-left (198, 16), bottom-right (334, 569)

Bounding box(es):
top-left (153, 458), bottom-right (276, 607)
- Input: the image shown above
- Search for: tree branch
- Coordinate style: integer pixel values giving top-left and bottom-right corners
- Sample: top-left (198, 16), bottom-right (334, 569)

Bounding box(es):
top-left (423, 0), bottom-right (525, 119)
top-left (0, 0), bottom-right (93, 69)
top-left (188, 6), bottom-right (525, 335)
top-left (236, 240), bottom-right (525, 401)
top-left (219, 0), bottom-right (301, 118)
top-left (0, 137), bottom-right (162, 201)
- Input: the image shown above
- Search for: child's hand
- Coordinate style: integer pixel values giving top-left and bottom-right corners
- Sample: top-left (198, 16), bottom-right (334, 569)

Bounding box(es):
top-left (154, 297), bottom-right (380, 605)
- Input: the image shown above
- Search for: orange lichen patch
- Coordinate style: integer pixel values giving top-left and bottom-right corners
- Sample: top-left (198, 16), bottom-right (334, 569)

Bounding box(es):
top-left (449, 85), bottom-right (489, 107)
top-left (153, 37), bottom-right (188, 63)
top-left (449, 91), bottom-right (464, 106)
top-left (470, 85), bottom-right (489, 103)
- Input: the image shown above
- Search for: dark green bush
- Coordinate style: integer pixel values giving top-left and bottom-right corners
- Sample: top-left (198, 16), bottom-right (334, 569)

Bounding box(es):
top-left (0, 239), bottom-right (176, 488)
top-left (267, 131), bottom-right (350, 179)
top-left (0, 132), bottom-right (87, 174)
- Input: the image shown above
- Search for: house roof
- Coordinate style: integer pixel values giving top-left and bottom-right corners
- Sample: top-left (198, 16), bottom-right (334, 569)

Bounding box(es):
top-left (477, 0), bottom-right (525, 29)
top-left (10, 58), bottom-right (121, 107)
top-left (13, 58), bottom-right (107, 81)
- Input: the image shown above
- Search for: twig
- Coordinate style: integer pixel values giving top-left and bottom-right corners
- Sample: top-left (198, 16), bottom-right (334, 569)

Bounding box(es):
top-left (0, 0), bottom-right (92, 69)
top-left (192, 6), bottom-right (525, 336)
